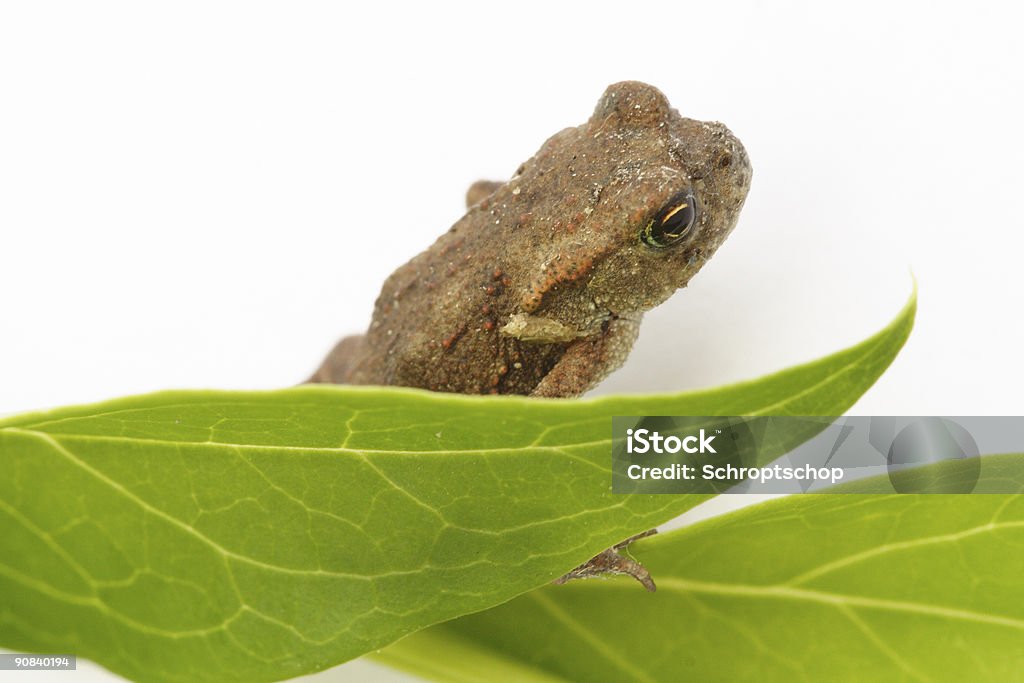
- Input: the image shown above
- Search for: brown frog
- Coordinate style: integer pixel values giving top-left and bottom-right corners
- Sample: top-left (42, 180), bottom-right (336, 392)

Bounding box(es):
top-left (310, 81), bottom-right (752, 397)
top-left (309, 82), bottom-right (751, 591)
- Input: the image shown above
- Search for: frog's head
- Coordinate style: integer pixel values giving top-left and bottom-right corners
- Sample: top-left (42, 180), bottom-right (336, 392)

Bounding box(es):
top-left (495, 81), bottom-right (751, 335)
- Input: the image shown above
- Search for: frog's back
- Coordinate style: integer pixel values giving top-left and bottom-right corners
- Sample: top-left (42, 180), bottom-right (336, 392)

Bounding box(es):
top-left (314, 200), bottom-right (570, 394)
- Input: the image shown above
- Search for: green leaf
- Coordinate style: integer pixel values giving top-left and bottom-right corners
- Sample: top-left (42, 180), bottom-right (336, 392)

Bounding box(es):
top-left (377, 452), bottom-right (1024, 683)
top-left (0, 292), bottom-right (914, 682)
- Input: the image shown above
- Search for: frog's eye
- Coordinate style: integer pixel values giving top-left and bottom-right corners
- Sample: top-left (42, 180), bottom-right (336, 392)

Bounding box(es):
top-left (642, 191), bottom-right (699, 248)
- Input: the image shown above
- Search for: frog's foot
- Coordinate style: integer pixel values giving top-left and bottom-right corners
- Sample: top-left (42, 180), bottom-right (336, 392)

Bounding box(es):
top-left (553, 529), bottom-right (657, 592)
top-left (465, 179), bottom-right (505, 208)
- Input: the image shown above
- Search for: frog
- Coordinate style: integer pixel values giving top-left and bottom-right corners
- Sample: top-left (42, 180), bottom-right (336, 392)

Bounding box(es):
top-left (308, 81), bottom-right (752, 590)
top-left (309, 81), bottom-right (752, 398)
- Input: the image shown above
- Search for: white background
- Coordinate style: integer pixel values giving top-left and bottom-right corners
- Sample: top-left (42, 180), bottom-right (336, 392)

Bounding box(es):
top-left (2, 1), bottom-right (1022, 681)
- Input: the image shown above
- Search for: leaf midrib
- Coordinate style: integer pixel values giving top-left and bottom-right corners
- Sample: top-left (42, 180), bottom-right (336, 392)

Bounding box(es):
top-left (8, 430), bottom-right (614, 457)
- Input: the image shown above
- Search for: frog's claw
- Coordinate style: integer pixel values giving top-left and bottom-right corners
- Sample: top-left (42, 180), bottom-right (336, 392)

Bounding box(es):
top-left (553, 529), bottom-right (657, 592)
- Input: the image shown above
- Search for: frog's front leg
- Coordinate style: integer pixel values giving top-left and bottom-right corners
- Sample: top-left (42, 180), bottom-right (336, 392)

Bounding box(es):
top-left (528, 316), bottom-right (640, 398)
top-left (465, 180), bottom-right (505, 208)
